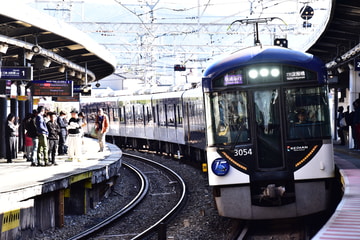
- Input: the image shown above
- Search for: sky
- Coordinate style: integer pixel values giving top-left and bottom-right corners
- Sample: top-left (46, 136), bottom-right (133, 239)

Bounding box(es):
top-left (16, 0), bottom-right (332, 87)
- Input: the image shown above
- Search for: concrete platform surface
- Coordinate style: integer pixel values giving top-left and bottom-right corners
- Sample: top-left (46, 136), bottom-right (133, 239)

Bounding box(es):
top-left (0, 137), bottom-right (122, 213)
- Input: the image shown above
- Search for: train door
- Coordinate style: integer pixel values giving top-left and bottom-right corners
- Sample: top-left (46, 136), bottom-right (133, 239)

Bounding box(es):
top-left (250, 88), bottom-right (295, 206)
top-left (253, 89), bottom-right (283, 169)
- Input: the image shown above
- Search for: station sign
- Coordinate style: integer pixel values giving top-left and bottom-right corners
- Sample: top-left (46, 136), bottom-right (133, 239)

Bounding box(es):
top-left (0, 66), bottom-right (32, 80)
top-left (31, 80), bottom-right (73, 97)
top-left (355, 59), bottom-right (360, 71)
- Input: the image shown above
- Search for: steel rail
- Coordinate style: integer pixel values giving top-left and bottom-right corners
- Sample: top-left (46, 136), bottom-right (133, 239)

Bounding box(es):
top-left (123, 153), bottom-right (187, 240)
top-left (67, 162), bottom-right (149, 240)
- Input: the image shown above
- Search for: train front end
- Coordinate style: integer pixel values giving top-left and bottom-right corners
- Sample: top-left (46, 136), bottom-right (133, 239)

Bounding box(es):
top-left (202, 46), bottom-right (335, 220)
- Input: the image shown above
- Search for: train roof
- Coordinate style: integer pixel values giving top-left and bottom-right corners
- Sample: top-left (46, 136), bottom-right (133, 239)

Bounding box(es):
top-left (151, 90), bottom-right (185, 100)
top-left (203, 46), bottom-right (326, 80)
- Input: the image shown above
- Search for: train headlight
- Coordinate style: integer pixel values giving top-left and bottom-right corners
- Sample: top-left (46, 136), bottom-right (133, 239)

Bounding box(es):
top-left (211, 158), bottom-right (230, 176)
top-left (248, 69), bottom-right (258, 79)
top-left (260, 68), bottom-right (269, 77)
top-left (271, 68), bottom-right (280, 77)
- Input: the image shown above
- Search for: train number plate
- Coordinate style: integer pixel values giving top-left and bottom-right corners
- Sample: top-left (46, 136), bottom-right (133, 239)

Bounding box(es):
top-left (234, 148), bottom-right (253, 157)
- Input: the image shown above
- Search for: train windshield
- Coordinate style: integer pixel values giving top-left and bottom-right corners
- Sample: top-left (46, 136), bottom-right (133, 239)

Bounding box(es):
top-left (209, 86), bottom-right (330, 146)
top-left (285, 86), bottom-right (331, 139)
top-left (210, 91), bottom-right (249, 145)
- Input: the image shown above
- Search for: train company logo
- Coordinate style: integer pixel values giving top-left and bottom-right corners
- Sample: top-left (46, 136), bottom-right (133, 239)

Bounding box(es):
top-left (287, 145), bottom-right (309, 152)
top-left (211, 158), bottom-right (230, 176)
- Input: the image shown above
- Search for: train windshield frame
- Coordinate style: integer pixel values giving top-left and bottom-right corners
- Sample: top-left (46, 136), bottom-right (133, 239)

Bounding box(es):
top-left (208, 85), bottom-right (331, 147)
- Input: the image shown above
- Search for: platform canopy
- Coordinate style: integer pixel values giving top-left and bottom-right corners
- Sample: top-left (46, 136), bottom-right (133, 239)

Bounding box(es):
top-left (308, 1), bottom-right (360, 70)
top-left (0, 2), bottom-right (116, 84)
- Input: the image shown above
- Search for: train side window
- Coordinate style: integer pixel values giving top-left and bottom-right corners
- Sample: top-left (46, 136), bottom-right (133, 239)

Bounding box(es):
top-left (195, 102), bottom-right (202, 128)
top-left (112, 107), bottom-right (119, 122)
top-left (125, 104), bottom-right (134, 124)
top-left (146, 106), bottom-right (151, 124)
top-left (134, 104), bottom-right (144, 125)
top-left (119, 106), bottom-right (125, 124)
top-left (88, 107), bottom-right (96, 123)
top-left (152, 106), bottom-right (157, 124)
top-left (158, 104), bottom-right (166, 126)
top-left (167, 104), bottom-right (175, 127)
top-left (143, 105), bottom-right (148, 125)
top-left (177, 104), bottom-right (183, 126)
top-left (108, 107), bottom-right (114, 122)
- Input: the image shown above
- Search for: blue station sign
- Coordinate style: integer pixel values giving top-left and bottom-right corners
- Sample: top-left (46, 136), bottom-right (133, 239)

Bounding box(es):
top-left (355, 59), bottom-right (360, 71)
top-left (0, 67), bottom-right (32, 80)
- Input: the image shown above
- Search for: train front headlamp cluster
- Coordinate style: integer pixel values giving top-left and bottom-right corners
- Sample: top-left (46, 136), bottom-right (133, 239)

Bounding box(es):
top-left (248, 67), bottom-right (280, 79)
top-left (211, 158), bottom-right (230, 176)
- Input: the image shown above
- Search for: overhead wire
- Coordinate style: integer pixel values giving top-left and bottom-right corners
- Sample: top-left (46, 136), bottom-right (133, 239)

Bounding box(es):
top-left (113, 0), bottom-right (155, 38)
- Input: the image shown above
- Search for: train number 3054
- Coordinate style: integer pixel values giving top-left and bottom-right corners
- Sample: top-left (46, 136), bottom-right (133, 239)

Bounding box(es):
top-left (234, 148), bottom-right (253, 156)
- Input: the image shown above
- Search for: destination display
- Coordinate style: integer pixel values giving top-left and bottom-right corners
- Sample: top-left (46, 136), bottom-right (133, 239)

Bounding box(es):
top-left (1, 67), bottom-right (32, 80)
top-left (32, 80), bottom-right (73, 97)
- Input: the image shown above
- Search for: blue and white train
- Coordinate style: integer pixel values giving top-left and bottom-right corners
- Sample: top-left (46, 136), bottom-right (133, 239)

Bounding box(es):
top-left (80, 45), bottom-right (335, 220)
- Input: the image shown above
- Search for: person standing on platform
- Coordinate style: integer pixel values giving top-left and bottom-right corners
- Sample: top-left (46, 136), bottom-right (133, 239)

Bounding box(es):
top-left (26, 110), bottom-right (39, 166)
top-left (337, 106), bottom-right (346, 145)
top-left (78, 111), bottom-right (87, 145)
top-left (46, 112), bottom-right (60, 165)
top-left (57, 111), bottom-right (68, 155)
top-left (353, 99), bottom-right (360, 150)
top-left (36, 106), bottom-right (49, 166)
top-left (95, 108), bottom-right (109, 152)
top-left (5, 113), bottom-right (18, 163)
top-left (67, 110), bottom-right (82, 162)
top-left (23, 113), bottom-right (34, 162)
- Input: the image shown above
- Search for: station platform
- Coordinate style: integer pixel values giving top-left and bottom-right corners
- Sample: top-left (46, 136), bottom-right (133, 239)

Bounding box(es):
top-left (0, 137), bottom-right (122, 239)
top-left (313, 143), bottom-right (360, 239)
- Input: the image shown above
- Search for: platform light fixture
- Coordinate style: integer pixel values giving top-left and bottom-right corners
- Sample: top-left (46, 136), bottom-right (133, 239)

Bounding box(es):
top-left (25, 51), bottom-right (34, 60)
top-left (337, 67), bottom-right (344, 74)
top-left (58, 65), bottom-right (66, 73)
top-left (0, 43), bottom-right (9, 54)
top-left (43, 58), bottom-right (51, 68)
top-left (76, 72), bottom-right (82, 79)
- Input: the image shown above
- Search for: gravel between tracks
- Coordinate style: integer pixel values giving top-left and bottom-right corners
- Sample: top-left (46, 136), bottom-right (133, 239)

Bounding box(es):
top-left (33, 150), bottom-right (235, 240)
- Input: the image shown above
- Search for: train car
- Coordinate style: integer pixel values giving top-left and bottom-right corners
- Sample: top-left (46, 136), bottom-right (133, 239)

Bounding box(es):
top-left (80, 87), bottom-right (207, 165)
top-left (118, 93), bottom-right (154, 148)
top-left (202, 45), bottom-right (335, 219)
top-left (80, 96), bottom-right (119, 137)
top-left (152, 91), bottom-right (185, 146)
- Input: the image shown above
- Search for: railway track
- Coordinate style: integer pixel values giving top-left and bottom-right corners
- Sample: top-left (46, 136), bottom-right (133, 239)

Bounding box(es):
top-left (67, 152), bottom-right (187, 240)
top-left (232, 211), bottom-right (335, 240)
